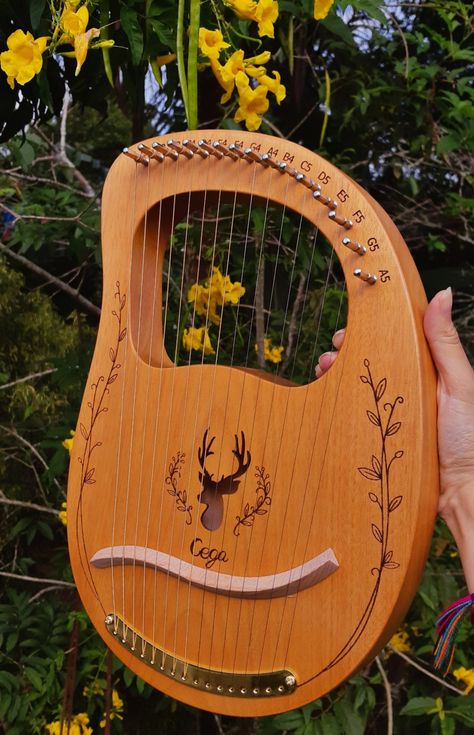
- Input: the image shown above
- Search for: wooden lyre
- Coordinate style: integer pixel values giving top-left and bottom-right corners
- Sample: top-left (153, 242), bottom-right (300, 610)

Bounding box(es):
top-left (67, 131), bottom-right (438, 717)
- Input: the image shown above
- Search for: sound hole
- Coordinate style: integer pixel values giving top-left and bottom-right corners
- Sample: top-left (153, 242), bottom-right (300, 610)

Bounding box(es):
top-left (132, 192), bottom-right (346, 384)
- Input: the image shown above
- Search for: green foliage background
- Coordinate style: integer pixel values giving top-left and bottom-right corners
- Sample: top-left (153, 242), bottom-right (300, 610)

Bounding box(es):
top-left (0, 1), bottom-right (473, 733)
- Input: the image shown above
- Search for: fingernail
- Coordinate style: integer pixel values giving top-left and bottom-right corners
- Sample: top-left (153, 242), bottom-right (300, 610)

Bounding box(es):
top-left (334, 328), bottom-right (345, 336)
top-left (439, 287), bottom-right (453, 318)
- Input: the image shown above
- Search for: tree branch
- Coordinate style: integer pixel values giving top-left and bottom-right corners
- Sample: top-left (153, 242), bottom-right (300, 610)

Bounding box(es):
top-left (0, 491), bottom-right (60, 516)
top-left (0, 242), bottom-right (101, 318)
top-left (375, 655), bottom-right (393, 735)
top-left (388, 646), bottom-right (467, 696)
top-left (0, 571), bottom-right (74, 587)
top-left (0, 368), bottom-right (57, 391)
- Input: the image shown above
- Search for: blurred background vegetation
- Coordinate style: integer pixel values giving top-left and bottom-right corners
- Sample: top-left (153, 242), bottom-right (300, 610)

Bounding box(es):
top-left (0, 0), bottom-right (473, 733)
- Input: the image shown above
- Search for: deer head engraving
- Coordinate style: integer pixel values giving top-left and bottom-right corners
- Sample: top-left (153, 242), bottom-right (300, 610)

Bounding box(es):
top-left (198, 429), bottom-right (251, 531)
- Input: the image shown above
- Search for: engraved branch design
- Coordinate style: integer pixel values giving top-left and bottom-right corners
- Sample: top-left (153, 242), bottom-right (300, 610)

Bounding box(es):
top-left (233, 465), bottom-right (272, 536)
top-left (316, 359), bottom-right (404, 677)
top-left (165, 451), bottom-right (193, 525)
top-left (358, 358), bottom-right (404, 575)
top-left (75, 281), bottom-right (126, 603)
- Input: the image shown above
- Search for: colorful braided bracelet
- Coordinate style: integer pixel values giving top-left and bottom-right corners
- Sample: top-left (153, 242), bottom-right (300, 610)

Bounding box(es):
top-left (433, 592), bottom-right (474, 674)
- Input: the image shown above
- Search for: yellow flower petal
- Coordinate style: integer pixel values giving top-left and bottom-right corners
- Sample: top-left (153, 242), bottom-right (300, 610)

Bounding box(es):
top-left (254, 0), bottom-right (279, 38)
top-left (73, 27), bottom-right (100, 75)
top-left (0, 29), bottom-right (48, 88)
top-left (198, 28), bottom-right (230, 60)
top-left (234, 71), bottom-right (269, 131)
top-left (259, 71), bottom-right (286, 103)
top-left (314, 0), bottom-right (335, 21)
top-left (61, 5), bottom-right (89, 37)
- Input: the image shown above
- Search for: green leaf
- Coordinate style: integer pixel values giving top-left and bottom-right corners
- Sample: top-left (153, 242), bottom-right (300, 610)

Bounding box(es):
top-left (400, 697), bottom-right (438, 716)
top-left (440, 716), bottom-right (456, 735)
top-left (322, 15), bottom-right (355, 46)
top-left (29, 0), bottom-right (46, 30)
top-left (120, 7), bottom-right (144, 66)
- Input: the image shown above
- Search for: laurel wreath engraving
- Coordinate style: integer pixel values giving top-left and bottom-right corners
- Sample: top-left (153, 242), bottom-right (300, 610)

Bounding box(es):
top-left (165, 451), bottom-right (193, 525)
top-left (233, 465), bottom-right (272, 536)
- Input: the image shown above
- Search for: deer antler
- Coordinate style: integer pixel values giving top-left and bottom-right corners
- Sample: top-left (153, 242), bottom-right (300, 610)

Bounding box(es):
top-left (226, 431), bottom-right (251, 482)
top-left (198, 428), bottom-right (215, 484)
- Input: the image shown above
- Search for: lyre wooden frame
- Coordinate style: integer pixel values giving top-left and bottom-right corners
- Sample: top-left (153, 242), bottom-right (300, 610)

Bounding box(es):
top-left (67, 130), bottom-right (438, 717)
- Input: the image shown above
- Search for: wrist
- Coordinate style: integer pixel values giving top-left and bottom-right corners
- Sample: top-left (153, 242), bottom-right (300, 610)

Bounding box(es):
top-left (438, 481), bottom-right (474, 593)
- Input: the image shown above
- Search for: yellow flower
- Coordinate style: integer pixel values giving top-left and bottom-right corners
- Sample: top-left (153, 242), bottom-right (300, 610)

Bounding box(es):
top-left (254, 0), bottom-right (279, 38)
top-left (198, 28), bottom-right (230, 60)
top-left (255, 337), bottom-right (284, 364)
top-left (182, 327), bottom-right (215, 355)
top-left (258, 71), bottom-right (286, 103)
top-left (453, 667), bottom-right (474, 694)
top-left (0, 29), bottom-right (48, 89)
top-left (45, 713), bottom-right (92, 735)
top-left (72, 27), bottom-right (100, 75)
top-left (188, 268), bottom-right (245, 325)
top-left (60, 4), bottom-right (89, 37)
top-left (234, 71), bottom-right (269, 131)
top-left (226, 0), bottom-right (258, 20)
top-left (314, 0), bottom-right (335, 21)
top-left (388, 628), bottom-right (412, 653)
top-left (210, 49), bottom-right (270, 104)
top-left (226, 0), bottom-right (278, 38)
top-left (59, 3), bottom-right (100, 76)
top-left (223, 277), bottom-right (245, 304)
top-left (99, 688), bottom-right (124, 727)
top-left (62, 430), bottom-right (75, 456)
top-left (59, 502), bottom-right (67, 527)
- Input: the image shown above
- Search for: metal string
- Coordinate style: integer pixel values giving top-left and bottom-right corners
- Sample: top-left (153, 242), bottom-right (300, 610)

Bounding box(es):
top-left (278, 284), bottom-right (347, 672)
top-left (186, 164), bottom-right (246, 674)
top-left (110, 162), bottom-right (138, 632)
top-left (125, 162), bottom-right (151, 649)
top-left (139, 158), bottom-right (167, 655)
top-left (149, 158), bottom-right (191, 666)
top-left (160, 153), bottom-right (212, 671)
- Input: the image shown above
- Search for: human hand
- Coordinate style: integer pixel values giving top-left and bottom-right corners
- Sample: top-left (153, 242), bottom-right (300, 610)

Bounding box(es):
top-left (316, 288), bottom-right (474, 591)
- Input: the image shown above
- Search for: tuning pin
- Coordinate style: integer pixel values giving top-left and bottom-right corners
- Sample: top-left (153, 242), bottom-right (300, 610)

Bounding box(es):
top-left (342, 237), bottom-right (366, 254)
top-left (328, 211), bottom-right (353, 229)
top-left (198, 139), bottom-right (223, 158)
top-left (138, 143), bottom-right (164, 162)
top-left (354, 268), bottom-right (377, 284)
top-left (123, 147), bottom-right (149, 165)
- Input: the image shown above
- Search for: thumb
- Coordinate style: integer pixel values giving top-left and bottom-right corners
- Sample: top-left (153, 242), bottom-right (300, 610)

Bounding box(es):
top-left (423, 288), bottom-right (472, 390)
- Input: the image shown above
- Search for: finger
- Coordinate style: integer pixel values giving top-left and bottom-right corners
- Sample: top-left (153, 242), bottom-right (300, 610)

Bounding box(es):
top-left (332, 328), bottom-right (345, 350)
top-left (424, 288), bottom-right (473, 392)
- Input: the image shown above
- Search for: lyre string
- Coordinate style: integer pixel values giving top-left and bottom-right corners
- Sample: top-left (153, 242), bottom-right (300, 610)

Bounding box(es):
top-left (139, 158), bottom-right (167, 656)
top-left (157, 152), bottom-right (199, 668)
top-left (149, 158), bottom-right (191, 666)
top-left (125, 161), bottom-right (151, 649)
top-left (261, 247), bottom-right (344, 672)
top-left (288, 227), bottom-right (319, 380)
top-left (206, 163), bottom-right (261, 673)
top-left (227, 164), bottom-right (283, 676)
top-left (278, 283), bottom-right (347, 675)
top-left (161, 153), bottom-right (213, 671)
top-left (110, 161), bottom-right (138, 634)
top-left (180, 184), bottom-right (225, 672)
top-left (186, 162), bottom-right (246, 675)
top-left (241, 198), bottom-right (311, 676)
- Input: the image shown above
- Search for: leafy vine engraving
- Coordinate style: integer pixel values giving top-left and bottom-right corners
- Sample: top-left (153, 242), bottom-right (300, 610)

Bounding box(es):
top-left (314, 358), bottom-right (404, 678)
top-left (233, 465), bottom-right (272, 536)
top-left (165, 451), bottom-right (193, 525)
top-left (76, 281), bottom-right (126, 604)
